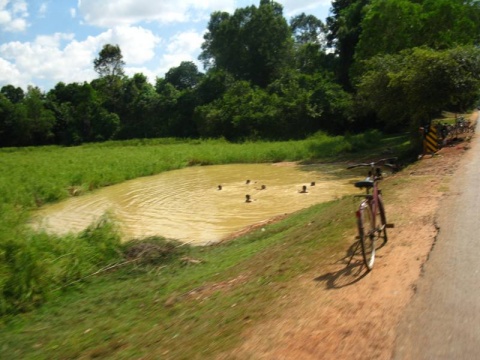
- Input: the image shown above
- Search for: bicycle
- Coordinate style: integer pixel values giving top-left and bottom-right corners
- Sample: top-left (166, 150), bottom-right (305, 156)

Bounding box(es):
top-left (347, 158), bottom-right (396, 270)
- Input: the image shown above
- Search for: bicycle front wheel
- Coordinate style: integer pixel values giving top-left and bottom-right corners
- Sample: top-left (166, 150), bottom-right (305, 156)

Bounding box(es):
top-left (358, 203), bottom-right (375, 270)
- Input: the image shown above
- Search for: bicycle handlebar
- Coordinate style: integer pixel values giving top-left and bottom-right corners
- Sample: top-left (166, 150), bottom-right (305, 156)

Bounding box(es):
top-left (346, 157), bottom-right (398, 170)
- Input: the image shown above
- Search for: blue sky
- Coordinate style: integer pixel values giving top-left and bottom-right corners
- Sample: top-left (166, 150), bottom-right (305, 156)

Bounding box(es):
top-left (0, 0), bottom-right (332, 92)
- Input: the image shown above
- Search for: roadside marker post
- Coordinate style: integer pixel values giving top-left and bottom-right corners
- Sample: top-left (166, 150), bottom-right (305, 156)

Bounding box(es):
top-left (422, 124), bottom-right (439, 156)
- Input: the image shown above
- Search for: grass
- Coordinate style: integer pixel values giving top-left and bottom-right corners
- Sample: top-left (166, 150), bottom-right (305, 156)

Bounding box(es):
top-left (0, 199), bottom-right (356, 359)
top-left (0, 131), bottom-right (410, 358)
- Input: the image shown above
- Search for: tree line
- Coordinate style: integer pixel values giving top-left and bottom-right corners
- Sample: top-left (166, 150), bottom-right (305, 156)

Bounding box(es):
top-left (1, 0), bottom-right (480, 147)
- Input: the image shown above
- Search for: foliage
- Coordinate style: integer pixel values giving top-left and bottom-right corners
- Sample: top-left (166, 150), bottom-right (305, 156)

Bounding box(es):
top-left (355, 46), bottom-right (480, 132)
top-left (1, 1), bottom-right (480, 147)
top-left (199, 0), bottom-right (294, 87)
top-left (1, 85), bottom-right (24, 103)
top-left (290, 13), bottom-right (326, 46)
top-left (165, 61), bottom-right (204, 91)
top-left (93, 44), bottom-right (125, 79)
top-left (326, 0), bottom-right (370, 89)
top-left (355, 0), bottom-right (480, 61)
top-left (0, 215), bottom-right (122, 315)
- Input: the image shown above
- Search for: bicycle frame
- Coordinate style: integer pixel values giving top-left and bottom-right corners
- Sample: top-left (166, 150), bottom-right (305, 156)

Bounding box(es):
top-left (356, 168), bottom-right (382, 230)
top-left (348, 158), bottom-right (395, 270)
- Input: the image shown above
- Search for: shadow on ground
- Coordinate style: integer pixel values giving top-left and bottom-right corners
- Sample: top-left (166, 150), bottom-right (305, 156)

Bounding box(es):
top-left (314, 239), bottom-right (378, 288)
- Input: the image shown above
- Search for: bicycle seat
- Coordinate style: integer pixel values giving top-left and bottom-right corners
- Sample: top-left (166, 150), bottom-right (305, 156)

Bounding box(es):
top-left (354, 180), bottom-right (374, 189)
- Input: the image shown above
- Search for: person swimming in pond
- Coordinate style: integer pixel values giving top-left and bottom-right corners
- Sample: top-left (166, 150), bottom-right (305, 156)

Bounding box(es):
top-left (218, 185), bottom-right (222, 190)
top-left (310, 181), bottom-right (315, 186)
top-left (246, 180), bottom-right (250, 184)
top-left (245, 194), bottom-right (252, 202)
top-left (299, 185), bottom-right (308, 193)
top-left (256, 184), bottom-right (266, 190)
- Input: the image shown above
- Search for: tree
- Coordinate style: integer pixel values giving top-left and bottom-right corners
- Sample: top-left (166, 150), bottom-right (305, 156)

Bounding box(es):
top-left (93, 44), bottom-right (125, 79)
top-left (23, 86), bottom-right (55, 145)
top-left (326, 0), bottom-right (369, 90)
top-left (355, 0), bottom-right (422, 61)
top-left (165, 61), bottom-right (204, 91)
top-left (199, 0), bottom-right (293, 87)
top-left (290, 13), bottom-right (325, 46)
top-left (0, 94), bottom-right (15, 146)
top-left (355, 0), bottom-right (480, 61)
top-left (194, 69), bottom-right (235, 105)
top-left (356, 46), bottom-right (480, 133)
top-left (195, 80), bottom-right (278, 140)
top-left (421, 0), bottom-right (480, 49)
top-left (289, 13), bottom-right (333, 75)
top-left (93, 44), bottom-right (126, 113)
top-left (115, 74), bottom-right (159, 139)
top-left (1, 85), bottom-right (24, 104)
top-left (48, 82), bottom-right (119, 144)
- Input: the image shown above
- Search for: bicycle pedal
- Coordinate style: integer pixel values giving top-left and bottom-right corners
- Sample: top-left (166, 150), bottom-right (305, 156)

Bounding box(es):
top-left (386, 223), bottom-right (395, 228)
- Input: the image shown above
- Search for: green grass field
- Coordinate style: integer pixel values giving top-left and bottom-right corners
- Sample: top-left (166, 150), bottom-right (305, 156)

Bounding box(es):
top-left (0, 131), bottom-right (410, 358)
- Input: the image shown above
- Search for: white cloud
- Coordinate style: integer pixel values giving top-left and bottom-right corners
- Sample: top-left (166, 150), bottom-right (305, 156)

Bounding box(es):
top-left (0, 1), bottom-right (333, 91)
top-left (97, 26), bottom-right (161, 65)
top-left (0, 57), bottom-right (29, 88)
top-left (78, 0), bottom-right (235, 27)
top-left (0, 0), bottom-right (29, 32)
top-left (0, 34), bottom-right (96, 89)
top-left (157, 30), bottom-right (205, 76)
top-left (0, 25), bottom-right (163, 90)
top-left (166, 30), bottom-right (204, 56)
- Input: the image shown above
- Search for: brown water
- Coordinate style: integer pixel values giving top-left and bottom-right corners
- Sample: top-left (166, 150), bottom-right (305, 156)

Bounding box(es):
top-left (32, 163), bottom-right (359, 245)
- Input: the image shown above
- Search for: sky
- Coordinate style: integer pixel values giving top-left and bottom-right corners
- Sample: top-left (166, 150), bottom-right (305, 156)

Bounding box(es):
top-left (0, 0), bottom-right (333, 92)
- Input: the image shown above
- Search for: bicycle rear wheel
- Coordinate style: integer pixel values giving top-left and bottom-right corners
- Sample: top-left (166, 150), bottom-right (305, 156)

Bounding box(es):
top-left (375, 194), bottom-right (388, 245)
top-left (358, 203), bottom-right (375, 270)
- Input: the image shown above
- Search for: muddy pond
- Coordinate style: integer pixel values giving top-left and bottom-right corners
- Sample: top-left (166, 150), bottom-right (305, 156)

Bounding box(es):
top-left (32, 163), bottom-right (360, 245)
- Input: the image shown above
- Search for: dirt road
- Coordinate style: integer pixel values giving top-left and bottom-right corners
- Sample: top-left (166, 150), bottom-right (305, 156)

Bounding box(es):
top-left (220, 112), bottom-right (478, 359)
top-left (394, 119), bottom-right (480, 359)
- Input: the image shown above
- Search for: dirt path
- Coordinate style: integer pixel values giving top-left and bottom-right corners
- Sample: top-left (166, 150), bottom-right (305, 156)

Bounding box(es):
top-left (218, 114), bottom-right (477, 359)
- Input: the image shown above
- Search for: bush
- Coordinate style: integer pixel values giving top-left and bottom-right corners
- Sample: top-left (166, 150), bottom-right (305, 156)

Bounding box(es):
top-left (0, 215), bottom-right (123, 315)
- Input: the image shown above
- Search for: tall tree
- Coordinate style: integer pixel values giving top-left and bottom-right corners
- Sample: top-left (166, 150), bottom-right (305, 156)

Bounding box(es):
top-left (199, 0), bottom-right (293, 87)
top-left (326, 0), bottom-right (369, 90)
top-left (290, 13), bottom-right (332, 74)
top-left (290, 13), bottom-right (325, 45)
top-left (93, 44), bottom-right (125, 79)
top-left (93, 44), bottom-right (126, 113)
